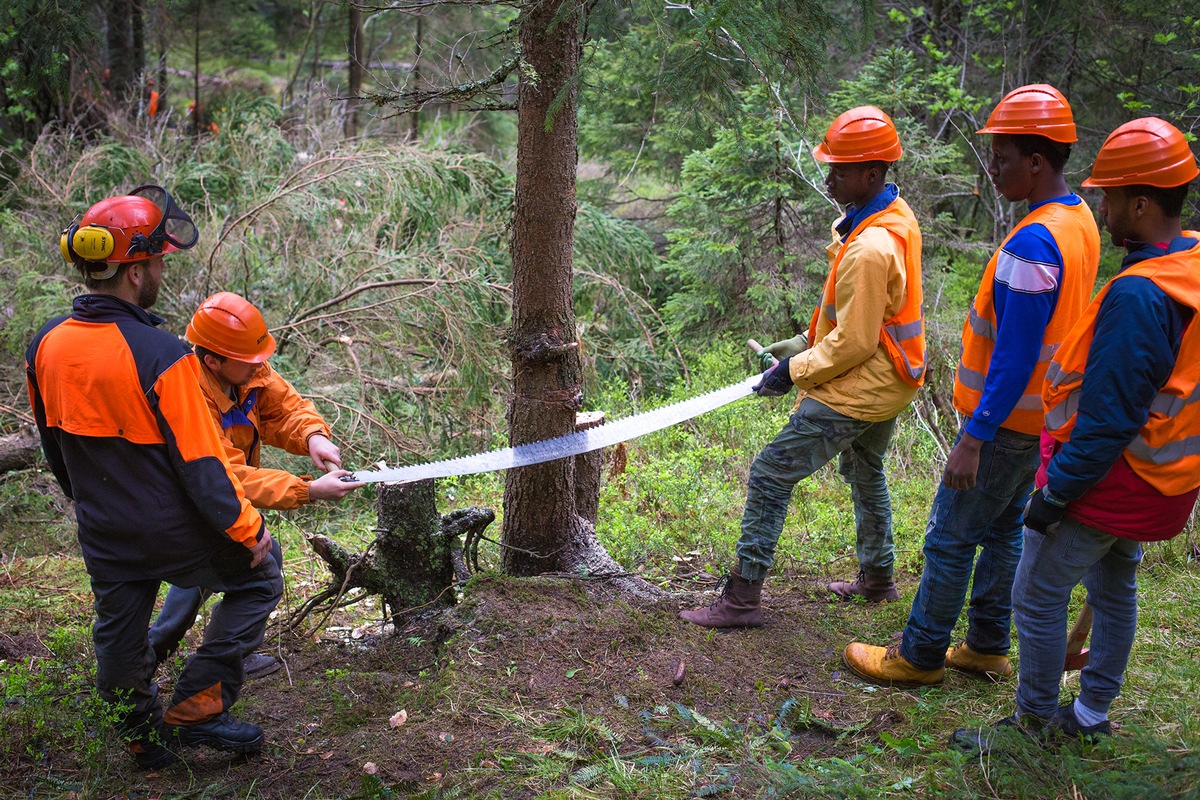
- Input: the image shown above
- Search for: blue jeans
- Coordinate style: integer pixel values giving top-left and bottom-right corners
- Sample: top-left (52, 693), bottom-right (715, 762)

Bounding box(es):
top-left (900, 425), bottom-right (1039, 670)
top-left (1012, 518), bottom-right (1141, 719)
top-left (738, 398), bottom-right (898, 582)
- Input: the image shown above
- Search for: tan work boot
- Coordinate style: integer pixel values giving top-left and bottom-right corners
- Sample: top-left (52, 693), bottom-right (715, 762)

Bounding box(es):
top-left (843, 641), bottom-right (945, 688)
top-left (828, 570), bottom-right (899, 602)
top-left (944, 641), bottom-right (1013, 682)
top-left (679, 566), bottom-right (763, 628)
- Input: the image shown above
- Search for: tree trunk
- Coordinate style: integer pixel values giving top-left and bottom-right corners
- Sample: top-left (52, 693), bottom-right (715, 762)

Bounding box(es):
top-left (0, 426), bottom-right (40, 474)
top-left (345, 1), bottom-right (365, 138)
top-left (500, 0), bottom-right (657, 597)
top-left (501, 0), bottom-right (584, 577)
top-left (105, 0), bottom-right (139, 100)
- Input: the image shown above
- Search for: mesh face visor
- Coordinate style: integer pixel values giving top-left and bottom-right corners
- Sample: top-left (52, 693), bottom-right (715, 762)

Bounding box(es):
top-left (128, 184), bottom-right (200, 256)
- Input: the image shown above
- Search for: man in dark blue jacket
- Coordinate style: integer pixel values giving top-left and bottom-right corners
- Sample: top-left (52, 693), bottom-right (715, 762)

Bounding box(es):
top-left (28, 186), bottom-right (283, 768)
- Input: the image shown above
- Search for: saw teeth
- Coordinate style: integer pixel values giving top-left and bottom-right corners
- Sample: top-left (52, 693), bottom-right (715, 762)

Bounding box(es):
top-left (352, 373), bottom-right (761, 483)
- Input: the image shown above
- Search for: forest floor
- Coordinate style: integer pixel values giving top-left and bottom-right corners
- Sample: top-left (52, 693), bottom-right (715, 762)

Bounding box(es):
top-left (2, 558), bottom-right (945, 799)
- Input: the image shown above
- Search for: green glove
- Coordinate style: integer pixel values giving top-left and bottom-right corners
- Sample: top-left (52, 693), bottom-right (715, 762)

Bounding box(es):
top-left (756, 334), bottom-right (808, 370)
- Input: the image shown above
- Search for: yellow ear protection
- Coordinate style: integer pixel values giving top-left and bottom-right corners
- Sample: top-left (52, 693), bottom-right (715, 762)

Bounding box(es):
top-left (60, 223), bottom-right (117, 263)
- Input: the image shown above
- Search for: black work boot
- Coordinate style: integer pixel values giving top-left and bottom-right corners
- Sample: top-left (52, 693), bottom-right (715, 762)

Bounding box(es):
top-left (127, 726), bottom-right (181, 770)
top-left (167, 711), bottom-right (264, 753)
top-left (679, 566), bottom-right (764, 628)
top-left (828, 570), bottom-right (899, 602)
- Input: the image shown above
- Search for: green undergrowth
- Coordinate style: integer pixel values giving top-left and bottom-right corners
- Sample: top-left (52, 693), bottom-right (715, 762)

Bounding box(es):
top-left (3, 346), bottom-right (1200, 798)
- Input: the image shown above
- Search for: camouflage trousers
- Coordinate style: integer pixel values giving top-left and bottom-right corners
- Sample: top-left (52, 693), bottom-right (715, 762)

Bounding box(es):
top-left (737, 398), bottom-right (899, 582)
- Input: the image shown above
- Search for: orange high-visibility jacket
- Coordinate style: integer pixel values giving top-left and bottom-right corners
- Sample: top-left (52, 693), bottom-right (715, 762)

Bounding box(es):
top-left (1044, 235), bottom-right (1200, 496)
top-left (26, 294), bottom-right (265, 581)
top-left (953, 200), bottom-right (1099, 435)
top-left (807, 196), bottom-right (926, 388)
top-left (198, 360), bottom-right (331, 509)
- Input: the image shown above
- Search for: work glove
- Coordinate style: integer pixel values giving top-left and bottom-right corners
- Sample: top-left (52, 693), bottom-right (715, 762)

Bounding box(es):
top-left (756, 334), bottom-right (808, 370)
top-left (1024, 486), bottom-right (1068, 535)
top-left (752, 356), bottom-right (794, 397)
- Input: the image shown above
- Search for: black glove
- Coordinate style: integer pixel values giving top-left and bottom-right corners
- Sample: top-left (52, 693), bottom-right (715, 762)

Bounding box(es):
top-left (1024, 487), bottom-right (1068, 535)
top-left (752, 355), bottom-right (794, 397)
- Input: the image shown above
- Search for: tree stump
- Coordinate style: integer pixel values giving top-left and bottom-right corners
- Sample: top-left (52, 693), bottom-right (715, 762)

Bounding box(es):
top-left (305, 479), bottom-right (495, 627)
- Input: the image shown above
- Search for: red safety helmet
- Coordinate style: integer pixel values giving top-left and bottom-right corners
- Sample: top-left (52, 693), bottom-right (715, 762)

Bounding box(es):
top-left (813, 106), bottom-right (903, 163)
top-left (61, 184), bottom-right (199, 277)
top-left (186, 292), bottom-right (277, 363)
top-left (976, 84), bottom-right (1077, 143)
top-left (1082, 117), bottom-right (1200, 189)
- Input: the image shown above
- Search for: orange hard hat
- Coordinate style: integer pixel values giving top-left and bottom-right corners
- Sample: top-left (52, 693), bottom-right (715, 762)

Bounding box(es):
top-left (61, 185), bottom-right (198, 277)
top-left (976, 84), bottom-right (1077, 143)
top-left (813, 106), bottom-right (903, 163)
top-left (187, 292), bottom-right (277, 363)
top-left (1081, 117), bottom-right (1200, 189)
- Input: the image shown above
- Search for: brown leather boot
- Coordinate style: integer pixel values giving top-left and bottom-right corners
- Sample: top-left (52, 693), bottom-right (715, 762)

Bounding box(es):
top-left (679, 566), bottom-right (763, 628)
top-left (828, 570), bottom-right (899, 602)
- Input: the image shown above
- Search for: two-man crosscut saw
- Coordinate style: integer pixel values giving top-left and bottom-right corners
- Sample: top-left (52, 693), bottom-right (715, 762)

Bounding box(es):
top-left (346, 372), bottom-right (762, 484)
top-left (345, 341), bottom-right (775, 484)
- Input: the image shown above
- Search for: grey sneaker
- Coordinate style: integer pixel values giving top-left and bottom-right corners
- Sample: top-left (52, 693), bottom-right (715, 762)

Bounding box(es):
top-left (243, 652), bottom-right (281, 680)
top-left (1050, 701), bottom-right (1112, 741)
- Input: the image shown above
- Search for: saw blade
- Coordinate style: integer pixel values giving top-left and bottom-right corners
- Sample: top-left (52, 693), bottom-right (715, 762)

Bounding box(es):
top-left (348, 373), bottom-right (762, 484)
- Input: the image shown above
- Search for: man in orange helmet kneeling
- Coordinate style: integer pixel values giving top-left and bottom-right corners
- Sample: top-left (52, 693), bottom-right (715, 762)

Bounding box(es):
top-left (150, 292), bottom-right (364, 678)
top-left (953, 118), bottom-right (1200, 752)
top-left (27, 186), bottom-right (281, 768)
top-left (680, 106), bottom-right (925, 627)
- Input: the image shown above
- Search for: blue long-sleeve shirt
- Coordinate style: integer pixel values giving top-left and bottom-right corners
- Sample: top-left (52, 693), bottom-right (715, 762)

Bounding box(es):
top-left (966, 194), bottom-right (1082, 441)
top-left (1046, 236), bottom-right (1197, 500)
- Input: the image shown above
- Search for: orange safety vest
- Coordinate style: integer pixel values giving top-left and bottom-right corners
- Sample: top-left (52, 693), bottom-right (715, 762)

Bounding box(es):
top-left (1044, 236), bottom-right (1200, 496)
top-left (952, 200), bottom-right (1099, 435)
top-left (807, 196), bottom-right (926, 387)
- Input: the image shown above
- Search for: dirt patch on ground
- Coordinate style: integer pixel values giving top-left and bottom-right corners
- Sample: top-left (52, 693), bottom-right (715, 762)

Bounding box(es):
top-left (2, 572), bottom-right (917, 798)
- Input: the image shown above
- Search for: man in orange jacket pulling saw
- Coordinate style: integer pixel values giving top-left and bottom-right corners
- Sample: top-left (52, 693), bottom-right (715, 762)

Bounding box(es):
top-left (150, 292), bottom-right (364, 678)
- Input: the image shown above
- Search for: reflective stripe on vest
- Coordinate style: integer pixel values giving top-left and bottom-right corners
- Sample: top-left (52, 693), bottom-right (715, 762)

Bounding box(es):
top-left (1043, 236), bottom-right (1200, 496)
top-left (952, 200), bottom-right (1100, 435)
top-left (807, 196), bottom-right (925, 387)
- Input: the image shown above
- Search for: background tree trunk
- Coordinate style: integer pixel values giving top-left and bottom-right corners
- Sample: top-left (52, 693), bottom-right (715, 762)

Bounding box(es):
top-left (345, 1), bottom-right (364, 138)
top-left (105, 0), bottom-right (141, 100)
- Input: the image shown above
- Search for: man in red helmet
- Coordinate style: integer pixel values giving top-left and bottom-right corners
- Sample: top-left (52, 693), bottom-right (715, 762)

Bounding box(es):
top-left (680, 106), bottom-right (925, 627)
top-left (843, 84), bottom-right (1100, 687)
top-left (27, 186), bottom-right (282, 768)
top-left (150, 291), bottom-right (364, 677)
top-left (954, 117), bottom-right (1200, 752)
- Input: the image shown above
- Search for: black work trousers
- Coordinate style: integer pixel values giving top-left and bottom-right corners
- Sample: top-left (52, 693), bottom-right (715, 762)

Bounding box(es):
top-left (90, 541), bottom-right (282, 741)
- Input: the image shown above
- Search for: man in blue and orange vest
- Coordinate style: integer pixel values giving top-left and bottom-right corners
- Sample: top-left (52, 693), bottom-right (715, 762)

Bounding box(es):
top-left (954, 117), bottom-right (1200, 751)
top-left (843, 85), bottom-right (1100, 686)
top-left (680, 106), bottom-right (925, 627)
top-left (27, 186), bottom-right (282, 768)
